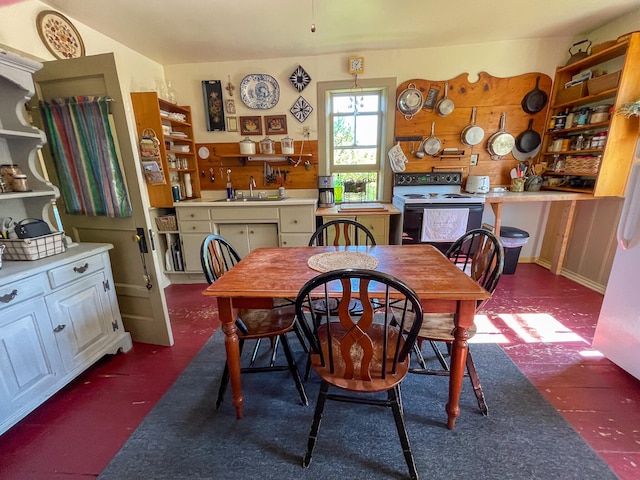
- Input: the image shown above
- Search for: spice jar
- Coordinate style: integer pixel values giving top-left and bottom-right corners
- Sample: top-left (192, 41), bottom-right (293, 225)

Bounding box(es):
top-left (12, 174), bottom-right (29, 192)
top-left (590, 105), bottom-right (611, 124)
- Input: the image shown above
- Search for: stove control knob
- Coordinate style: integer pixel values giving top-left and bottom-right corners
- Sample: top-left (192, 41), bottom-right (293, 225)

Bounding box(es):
top-left (446, 175), bottom-right (452, 183)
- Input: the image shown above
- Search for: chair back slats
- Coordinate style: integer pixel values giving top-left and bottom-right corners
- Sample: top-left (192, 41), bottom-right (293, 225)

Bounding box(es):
top-left (200, 234), bottom-right (241, 284)
top-left (445, 228), bottom-right (504, 309)
top-left (308, 219), bottom-right (377, 247)
top-left (296, 269), bottom-right (423, 387)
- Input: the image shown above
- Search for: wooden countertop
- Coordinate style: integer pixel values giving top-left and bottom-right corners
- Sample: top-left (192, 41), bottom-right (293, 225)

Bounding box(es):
top-left (316, 203), bottom-right (401, 216)
top-left (471, 191), bottom-right (595, 203)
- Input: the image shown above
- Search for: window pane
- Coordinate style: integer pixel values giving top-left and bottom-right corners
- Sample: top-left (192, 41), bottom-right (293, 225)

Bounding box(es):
top-left (332, 95), bottom-right (354, 114)
top-left (355, 115), bottom-right (378, 146)
top-left (333, 148), bottom-right (378, 166)
top-left (334, 172), bottom-right (378, 202)
top-left (356, 94), bottom-right (380, 113)
top-left (333, 116), bottom-right (354, 147)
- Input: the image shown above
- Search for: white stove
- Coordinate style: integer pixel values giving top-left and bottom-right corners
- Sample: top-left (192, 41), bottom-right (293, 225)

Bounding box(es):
top-left (391, 172), bottom-right (485, 248)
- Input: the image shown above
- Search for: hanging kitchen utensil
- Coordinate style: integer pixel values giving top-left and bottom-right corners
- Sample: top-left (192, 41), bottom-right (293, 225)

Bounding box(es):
top-left (460, 106), bottom-right (485, 146)
top-left (512, 143), bottom-right (541, 162)
top-left (515, 118), bottom-right (541, 153)
top-left (566, 39), bottom-right (592, 66)
top-left (435, 81), bottom-right (454, 116)
top-left (487, 112), bottom-right (515, 160)
top-left (421, 121), bottom-right (442, 156)
top-left (521, 76), bottom-right (548, 114)
top-left (422, 84), bottom-right (440, 110)
top-left (396, 82), bottom-right (423, 120)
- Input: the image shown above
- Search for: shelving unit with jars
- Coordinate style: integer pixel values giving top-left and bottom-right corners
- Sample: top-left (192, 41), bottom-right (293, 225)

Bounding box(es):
top-left (541, 33), bottom-right (640, 196)
top-left (130, 92), bottom-right (201, 207)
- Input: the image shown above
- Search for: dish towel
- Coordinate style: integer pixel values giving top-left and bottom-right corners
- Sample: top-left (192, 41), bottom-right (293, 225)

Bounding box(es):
top-left (421, 208), bottom-right (469, 242)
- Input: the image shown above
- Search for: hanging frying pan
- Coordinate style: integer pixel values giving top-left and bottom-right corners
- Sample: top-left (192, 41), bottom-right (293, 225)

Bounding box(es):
top-left (435, 81), bottom-right (455, 116)
top-left (397, 83), bottom-right (423, 121)
top-left (421, 121), bottom-right (442, 156)
top-left (460, 106), bottom-right (485, 146)
top-left (521, 76), bottom-right (548, 114)
top-left (487, 112), bottom-right (515, 160)
top-left (515, 119), bottom-right (541, 153)
top-left (512, 143), bottom-right (541, 162)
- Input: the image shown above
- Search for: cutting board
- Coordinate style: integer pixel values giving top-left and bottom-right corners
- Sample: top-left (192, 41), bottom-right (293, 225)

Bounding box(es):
top-left (338, 203), bottom-right (388, 212)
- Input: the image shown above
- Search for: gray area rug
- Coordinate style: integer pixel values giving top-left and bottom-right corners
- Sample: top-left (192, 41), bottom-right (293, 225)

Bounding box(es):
top-left (99, 331), bottom-right (617, 480)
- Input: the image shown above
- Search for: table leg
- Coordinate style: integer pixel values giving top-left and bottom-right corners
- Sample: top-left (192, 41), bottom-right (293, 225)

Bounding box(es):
top-left (446, 300), bottom-right (476, 429)
top-left (218, 297), bottom-right (243, 419)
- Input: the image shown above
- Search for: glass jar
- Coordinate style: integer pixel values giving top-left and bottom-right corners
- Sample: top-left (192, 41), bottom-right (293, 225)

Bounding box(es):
top-left (590, 105), bottom-right (610, 124)
top-left (12, 174), bottom-right (29, 192)
top-left (239, 137), bottom-right (256, 155)
top-left (259, 136), bottom-right (275, 154)
top-left (280, 136), bottom-right (294, 155)
top-left (0, 164), bottom-right (22, 191)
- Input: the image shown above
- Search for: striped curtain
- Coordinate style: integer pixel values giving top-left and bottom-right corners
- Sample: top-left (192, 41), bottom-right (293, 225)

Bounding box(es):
top-left (39, 96), bottom-right (132, 217)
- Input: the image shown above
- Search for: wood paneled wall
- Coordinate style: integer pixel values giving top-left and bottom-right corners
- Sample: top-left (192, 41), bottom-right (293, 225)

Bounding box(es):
top-left (195, 140), bottom-right (319, 191)
top-left (394, 72), bottom-right (552, 187)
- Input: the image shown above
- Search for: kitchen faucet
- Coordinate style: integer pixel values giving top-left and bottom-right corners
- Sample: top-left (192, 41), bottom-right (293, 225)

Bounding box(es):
top-left (249, 176), bottom-right (256, 197)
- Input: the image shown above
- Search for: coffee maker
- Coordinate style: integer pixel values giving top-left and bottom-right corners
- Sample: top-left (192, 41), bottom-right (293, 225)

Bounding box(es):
top-left (318, 175), bottom-right (335, 207)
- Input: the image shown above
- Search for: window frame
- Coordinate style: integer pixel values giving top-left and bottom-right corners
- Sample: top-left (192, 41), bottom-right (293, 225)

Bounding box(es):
top-left (317, 77), bottom-right (396, 202)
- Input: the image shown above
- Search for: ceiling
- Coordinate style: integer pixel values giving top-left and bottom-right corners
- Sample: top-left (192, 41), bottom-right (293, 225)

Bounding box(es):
top-left (38, 0), bottom-right (640, 65)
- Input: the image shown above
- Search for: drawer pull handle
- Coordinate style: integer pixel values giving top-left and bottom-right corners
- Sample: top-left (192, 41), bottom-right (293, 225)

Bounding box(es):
top-left (53, 324), bottom-right (66, 333)
top-left (73, 263), bottom-right (89, 274)
top-left (0, 289), bottom-right (18, 303)
top-left (293, 220), bottom-right (298, 224)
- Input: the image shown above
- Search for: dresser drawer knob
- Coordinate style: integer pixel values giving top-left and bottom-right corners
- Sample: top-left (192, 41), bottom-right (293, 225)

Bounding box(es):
top-left (53, 324), bottom-right (66, 333)
top-left (73, 263), bottom-right (89, 274)
top-left (0, 289), bottom-right (18, 303)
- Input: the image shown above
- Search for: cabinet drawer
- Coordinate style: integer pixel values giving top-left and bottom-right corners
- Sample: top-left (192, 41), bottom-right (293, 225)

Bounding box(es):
top-left (358, 216), bottom-right (387, 235)
top-left (280, 205), bottom-right (315, 233)
top-left (47, 254), bottom-right (105, 289)
top-left (0, 276), bottom-right (46, 311)
top-left (210, 207), bottom-right (278, 221)
top-left (179, 221), bottom-right (212, 233)
top-left (177, 207), bottom-right (210, 221)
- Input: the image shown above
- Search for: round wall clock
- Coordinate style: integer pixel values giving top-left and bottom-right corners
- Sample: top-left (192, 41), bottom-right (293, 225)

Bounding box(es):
top-left (36, 10), bottom-right (86, 59)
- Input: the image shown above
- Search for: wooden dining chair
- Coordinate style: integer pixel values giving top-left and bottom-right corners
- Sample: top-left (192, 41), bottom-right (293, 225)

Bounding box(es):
top-left (295, 269), bottom-right (424, 480)
top-left (410, 228), bottom-right (504, 415)
top-left (200, 234), bottom-right (308, 409)
top-left (308, 218), bottom-right (377, 247)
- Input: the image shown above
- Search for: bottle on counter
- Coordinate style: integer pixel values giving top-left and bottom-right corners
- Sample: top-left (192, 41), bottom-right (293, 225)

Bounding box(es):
top-left (334, 174), bottom-right (343, 203)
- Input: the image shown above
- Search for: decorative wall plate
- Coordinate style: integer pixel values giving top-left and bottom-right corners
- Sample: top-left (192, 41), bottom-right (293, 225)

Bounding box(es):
top-left (289, 65), bottom-right (311, 92)
top-left (36, 10), bottom-right (86, 59)
top-left (290, 96), bottom-right (313, 123)
top-left (240, 74), bottom-right (280, 109)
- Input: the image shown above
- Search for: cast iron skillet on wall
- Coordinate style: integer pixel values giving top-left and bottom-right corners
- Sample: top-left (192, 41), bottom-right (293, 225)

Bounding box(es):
top-left (521, 76), bottom-right (548, 114)
top-left (515, 119), bottom-right (541, 153)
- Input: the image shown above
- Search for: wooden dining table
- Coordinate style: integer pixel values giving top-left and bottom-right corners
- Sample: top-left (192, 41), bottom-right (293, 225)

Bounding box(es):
top-left (203, 244), bottom-right (489, 429)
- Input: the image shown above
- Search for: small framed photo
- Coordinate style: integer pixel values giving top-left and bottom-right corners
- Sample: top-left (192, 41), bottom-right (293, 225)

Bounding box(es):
top-left (225, 99), bottom-right (236, 114)
top-left (264, 115), bottom-right (288, 135)
top-left (239, 115), bottom-right (262, 135)
top-left (226, 116), bottom-right (238, 132)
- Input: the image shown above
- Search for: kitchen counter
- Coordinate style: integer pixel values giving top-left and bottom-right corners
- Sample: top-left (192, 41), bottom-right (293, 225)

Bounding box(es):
top-left (471, 190), bottom-right (595, 274)
top-left (316, 203), bottom-right (401, 216)
top-left (178, 197), bottom-right (318, 207)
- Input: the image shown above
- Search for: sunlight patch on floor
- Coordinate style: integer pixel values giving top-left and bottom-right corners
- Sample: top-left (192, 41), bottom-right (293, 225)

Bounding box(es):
top-left (469, 315), bottom-right (511, 344)
top-left (498, 313), bottom-right (588, 344)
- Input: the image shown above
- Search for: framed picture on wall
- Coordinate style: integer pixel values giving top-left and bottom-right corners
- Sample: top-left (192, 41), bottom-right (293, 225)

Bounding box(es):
top-left (239, 115), bottom-right (262, 135)
top-left (202, 80), bottom-right (225, 131)
top-left (226, 116), bottom-right (238, 132)
top-left (225, 99), bottom-right (236, 114)
top-left (264, 115), bottom-right (287, 135)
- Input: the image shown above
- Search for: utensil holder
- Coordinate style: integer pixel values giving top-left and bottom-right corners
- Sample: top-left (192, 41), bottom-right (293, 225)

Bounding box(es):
top-left (511, 178), bottom-right (525, 192)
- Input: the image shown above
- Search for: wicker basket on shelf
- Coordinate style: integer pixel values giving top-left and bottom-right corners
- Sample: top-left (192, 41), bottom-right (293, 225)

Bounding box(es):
top-left (155, 215), bottom-right (177, 231)
top-left (565, 156), bottom-right (601, 175)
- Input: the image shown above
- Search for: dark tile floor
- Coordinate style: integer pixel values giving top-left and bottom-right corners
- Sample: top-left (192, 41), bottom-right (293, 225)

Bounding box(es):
top-left (0, 264), bottom-right (638, 479)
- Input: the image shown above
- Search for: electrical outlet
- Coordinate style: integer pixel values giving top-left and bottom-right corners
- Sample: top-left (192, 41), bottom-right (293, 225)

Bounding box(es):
top-left (470, 154), bottom-right (479, 166)
top-left (302, 126), bottom-right (310, 136)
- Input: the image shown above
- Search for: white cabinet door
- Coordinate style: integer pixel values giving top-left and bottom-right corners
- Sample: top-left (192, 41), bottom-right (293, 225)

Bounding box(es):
top-left (218, 223), bottom-right (279, 258)
top-left (45, 272), bottom-right (114, 373)
top-left (0, 298), bottom-right (64, 423)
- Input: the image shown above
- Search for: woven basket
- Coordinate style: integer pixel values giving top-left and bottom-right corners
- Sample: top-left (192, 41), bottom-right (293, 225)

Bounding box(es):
top-left (565, 156), bottom-right (601, 175)
top-left (0, 232), bottom-right (65, 261)
top-left (155, 215), bottom-right (177, 231)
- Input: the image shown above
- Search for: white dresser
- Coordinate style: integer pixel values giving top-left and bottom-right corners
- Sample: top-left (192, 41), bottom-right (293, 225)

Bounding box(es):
top-left (0, 243), bottom-right (132, 435)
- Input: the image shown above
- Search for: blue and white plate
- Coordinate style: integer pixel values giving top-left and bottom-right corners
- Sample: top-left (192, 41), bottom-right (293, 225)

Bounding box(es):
top-left (240, 74), bottom-right (280, 109)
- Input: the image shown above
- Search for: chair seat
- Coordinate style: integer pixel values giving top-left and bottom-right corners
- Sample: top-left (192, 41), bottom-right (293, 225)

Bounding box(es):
top-left (418, 313), bottom-right (478, 341)
top-left (236, 306), bottom-right (297, 339)
top-left (311, 323), bottom-right (409, 392)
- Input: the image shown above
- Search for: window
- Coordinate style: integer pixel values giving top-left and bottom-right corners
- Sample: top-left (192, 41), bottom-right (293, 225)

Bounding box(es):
top-left (317, 78), bottom-right (396, 202)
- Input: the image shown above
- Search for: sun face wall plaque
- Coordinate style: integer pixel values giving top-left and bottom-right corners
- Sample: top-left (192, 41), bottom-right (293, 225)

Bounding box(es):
top-left (290, 96), bottom-right (313, 123)
top-left (289, 65), bottom-right (311, 92)
top-left (36, 10), bottom-right (86, 59)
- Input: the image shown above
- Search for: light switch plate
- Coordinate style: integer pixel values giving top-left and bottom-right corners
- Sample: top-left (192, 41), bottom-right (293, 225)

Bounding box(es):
top-left (470, 154), bottom-right (479, 166)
